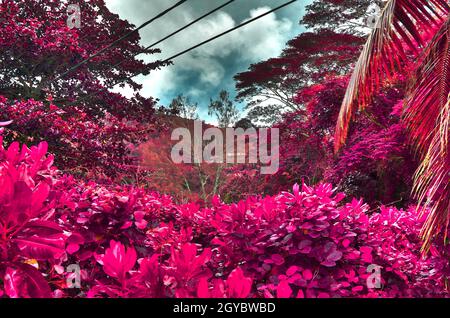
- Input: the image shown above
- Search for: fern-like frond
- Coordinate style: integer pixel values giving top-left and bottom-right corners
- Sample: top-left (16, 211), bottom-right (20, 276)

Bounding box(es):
top-left (405, 19), bottom-right (450, 250)
top-left (335, 0), bottom-right (449, 152)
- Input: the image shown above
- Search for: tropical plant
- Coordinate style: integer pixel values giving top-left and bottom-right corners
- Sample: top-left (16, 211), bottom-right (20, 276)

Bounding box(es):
top-left (2, 135), bottom-right (449, 297)
top-left (334, 0), bottom-right (449, 249)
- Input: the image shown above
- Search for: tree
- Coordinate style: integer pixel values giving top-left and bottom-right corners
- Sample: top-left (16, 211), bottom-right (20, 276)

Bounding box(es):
top-left (302, 0), bottom-right (386, 35)
top-left (0, 0), bottom-right (169, 179)
top-left (245, 104), bottom-right (283, 127)
top-left (234, 30), bottom-right (364, 124)
top-left (167, 94), bottom-right (199, 120)
top-left (234, 118), bottom-right (255, 130)
top-left (233, 0), bottom-right (384, 125)
top-left (0, 0), bottom-right (168, 118)
top-left (334, 0), bottom-right (449, 249)
top-left (208, 90), bottom-right (239, 128)
top-left (206, 90), bottom-right (240, 200)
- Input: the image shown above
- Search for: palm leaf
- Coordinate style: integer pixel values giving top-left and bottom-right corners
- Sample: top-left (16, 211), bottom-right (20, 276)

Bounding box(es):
top-left (405, 19), bottom-right (450, 250)
top-left (334, 0), bottom-right (449, 152)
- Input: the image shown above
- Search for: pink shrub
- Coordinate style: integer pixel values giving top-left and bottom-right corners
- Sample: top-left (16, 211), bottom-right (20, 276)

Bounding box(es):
top-left (0, 97), bottom-right (152, 180)
top-left (0, 135), bottom-right (68, 297)
top-left (0, 137), bottom-right (448, 298)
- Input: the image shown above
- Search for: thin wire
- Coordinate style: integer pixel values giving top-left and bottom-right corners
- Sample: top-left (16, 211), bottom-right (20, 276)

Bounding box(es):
top-left (147, 0), bottom-right (236, 50)
top-left (52, 0), bottom-right (189, 82)
top-left (160, 0), bottom-right (297, 63)
top-left (109, 0), bottom-right (237, 72)
top-left (63, 0), bottom-right (298, 106)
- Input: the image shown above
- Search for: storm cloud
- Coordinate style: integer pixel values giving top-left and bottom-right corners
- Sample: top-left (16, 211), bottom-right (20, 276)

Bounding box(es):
top-left (105, 0), bottom-right (310, 123)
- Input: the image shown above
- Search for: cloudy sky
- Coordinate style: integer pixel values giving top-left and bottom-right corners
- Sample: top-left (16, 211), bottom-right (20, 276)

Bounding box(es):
top-left (105, 0), bottom-right (312, 123)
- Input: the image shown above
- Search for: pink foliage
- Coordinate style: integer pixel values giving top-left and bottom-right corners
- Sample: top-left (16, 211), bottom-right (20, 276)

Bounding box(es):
top-left (99, 240), bottom-right (137, 283)
top-left (0, 97), bottom-right (157, 180)
top-left (0, 137), bottom-right (448, 298)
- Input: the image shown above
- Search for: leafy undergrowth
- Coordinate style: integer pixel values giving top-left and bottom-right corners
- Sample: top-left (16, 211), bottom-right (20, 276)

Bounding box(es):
top-left (0, 136), bottom-right (449, 298)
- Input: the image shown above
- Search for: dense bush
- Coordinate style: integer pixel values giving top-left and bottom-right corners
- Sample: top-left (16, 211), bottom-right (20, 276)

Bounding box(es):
top-left (0, 0), bottom-right (165, 181)
top-left (0, 97), bottom-right (156, 180)
top-left (0, 136), bottom-right (448, 298)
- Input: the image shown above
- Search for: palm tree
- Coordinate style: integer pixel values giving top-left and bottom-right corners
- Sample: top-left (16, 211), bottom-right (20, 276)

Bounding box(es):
top-left (334, 0), bottom-right (449, 250)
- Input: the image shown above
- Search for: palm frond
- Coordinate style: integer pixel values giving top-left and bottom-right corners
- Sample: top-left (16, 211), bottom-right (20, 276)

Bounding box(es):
top-left (405, 19), bottom-right (450, 250)
top-left (334, 0), bottom-right (449, 152)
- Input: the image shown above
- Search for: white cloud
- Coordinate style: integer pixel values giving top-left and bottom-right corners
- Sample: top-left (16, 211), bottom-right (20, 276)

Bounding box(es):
top-left (239, 7), bottom-right (293, 61)
top-left (138, 67), bottom-right (177, 99)
top-left (105, 1), bottom-right (295, 107)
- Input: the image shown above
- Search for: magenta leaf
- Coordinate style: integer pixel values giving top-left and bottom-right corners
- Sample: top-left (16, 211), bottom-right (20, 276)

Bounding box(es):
top-left (276, 281), bottom-right (292, 298)
top-left (4, 264), bottom-right (52, 298)
top-left (0, 120), bottom-right (13, 127)
top-left (102, 240), bottom-right (137, 281)
top-left (226, 267), bottom-right (252, 298)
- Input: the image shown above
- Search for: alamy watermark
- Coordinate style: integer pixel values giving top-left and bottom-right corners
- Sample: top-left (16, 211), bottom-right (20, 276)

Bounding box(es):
top-left (171, 121), bottom-right (279, 175)
top-left (366, 264), bottom-right (382, 289)
top-left (66, 264), bottom-right (81, 289)
top-left (67, 4), bottom-right (81, 29)
top-left (366, 2), bottom-right (382, 29)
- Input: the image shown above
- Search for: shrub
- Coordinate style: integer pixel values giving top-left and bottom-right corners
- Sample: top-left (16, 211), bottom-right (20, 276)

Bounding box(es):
top-left (0, 137), bottom-right (448, 298)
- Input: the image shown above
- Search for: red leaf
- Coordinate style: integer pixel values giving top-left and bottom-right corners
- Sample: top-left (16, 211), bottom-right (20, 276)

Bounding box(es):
top-left (226, 267), bottom-right (252, 298)
top-left (276, 281), bottom-right (292, 298)
top-left (102, 240), bottom-right (137, 281)
top-left (197, 277), bottom-right (210, 298)
top-left (4, 264), bottom-right (52, 298)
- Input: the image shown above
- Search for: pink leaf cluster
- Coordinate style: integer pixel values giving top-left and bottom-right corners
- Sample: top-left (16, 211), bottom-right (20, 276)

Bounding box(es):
top-left (0, 136), bottom-right (449, 298)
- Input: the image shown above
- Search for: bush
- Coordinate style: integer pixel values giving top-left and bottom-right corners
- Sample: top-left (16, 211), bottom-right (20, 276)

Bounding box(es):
top-left (0, 137), bottom-right (448, 298)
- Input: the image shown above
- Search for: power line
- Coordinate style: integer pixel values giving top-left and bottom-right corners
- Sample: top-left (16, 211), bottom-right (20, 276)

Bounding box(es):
top-left (63, 0), bottom-right (298, 107)
top-left (53, 0), bottom-right (237, 102)
top-left (109, 0), bottom-right (237, 72)
top-left (52, 0), bottom-right (189, 82)
top-left (114, 0), bottom-right (298, 88)
top-left (160, 0), bottom-right (297, 63)
top-left (146, 0), bottom-right (237, 51)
